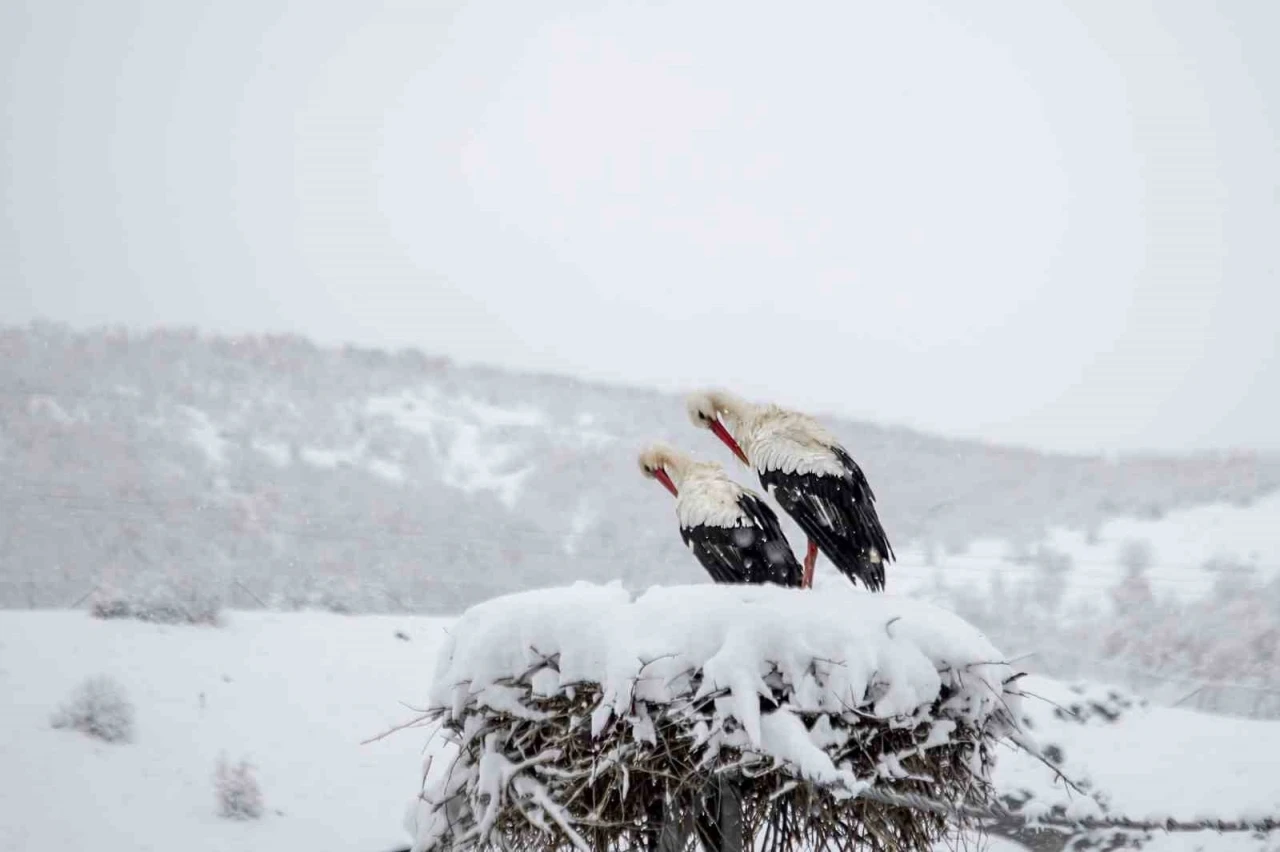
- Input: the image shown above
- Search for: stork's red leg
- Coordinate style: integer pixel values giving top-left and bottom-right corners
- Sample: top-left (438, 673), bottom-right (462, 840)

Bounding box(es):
top-left (803, 540), bottom-right (818, 589)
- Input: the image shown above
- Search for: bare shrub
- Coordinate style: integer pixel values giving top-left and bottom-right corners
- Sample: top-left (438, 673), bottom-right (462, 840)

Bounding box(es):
top-left (88, 597), bottom-right (133, 620)
top-left (50, 675), bottom-right (135, 743)
top-left (215, 755), bottom-right (264, 820)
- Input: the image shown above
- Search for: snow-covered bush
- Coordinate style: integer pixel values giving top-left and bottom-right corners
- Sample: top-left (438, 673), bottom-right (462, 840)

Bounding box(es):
top-left (50, 675), bottom-right (134, 743)
top-left (90, 585), bottom-right (222, 626)
top-left (215, 755), bottom-right (264, 820)
top-left (400, 582), bottom-right (1026, 852)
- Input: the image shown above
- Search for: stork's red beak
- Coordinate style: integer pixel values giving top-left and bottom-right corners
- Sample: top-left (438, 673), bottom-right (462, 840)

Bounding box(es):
top-left (653, 468), bottom-right (679, 498)
top-left (709, 419), bottom-right (750, 467)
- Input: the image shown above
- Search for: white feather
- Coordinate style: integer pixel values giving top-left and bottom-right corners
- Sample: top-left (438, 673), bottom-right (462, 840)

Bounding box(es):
top-left (729, 405), bottom-right (847, 478)
top-left (674, 466), bottom-right (751, 530)
top-left (640, 443), bottom-right (758, 530)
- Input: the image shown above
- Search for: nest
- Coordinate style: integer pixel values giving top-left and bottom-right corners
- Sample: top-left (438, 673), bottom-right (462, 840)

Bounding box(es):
top-left (406, 655), bottom-right (1007, 852)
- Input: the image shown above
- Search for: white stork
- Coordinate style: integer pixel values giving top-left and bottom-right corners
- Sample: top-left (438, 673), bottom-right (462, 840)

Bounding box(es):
top-left (685, 389), bottom-right (894, 591)
top-left (638, 443), bottom-right (803, 588)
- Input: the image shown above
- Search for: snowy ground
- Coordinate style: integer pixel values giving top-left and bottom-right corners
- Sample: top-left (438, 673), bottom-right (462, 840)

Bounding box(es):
top-left (0, 610), bottom-right (447, 852)
top-left (2, 608), bottom-right (1278, 852)
top-left (1002, 678), bottom-right (1280, 823)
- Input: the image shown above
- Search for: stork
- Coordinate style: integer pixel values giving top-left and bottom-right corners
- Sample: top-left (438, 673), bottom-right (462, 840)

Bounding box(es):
top-left (638, 443), bottom-right (803, 588)
top-left (685, 389), bottom-right (893, 592)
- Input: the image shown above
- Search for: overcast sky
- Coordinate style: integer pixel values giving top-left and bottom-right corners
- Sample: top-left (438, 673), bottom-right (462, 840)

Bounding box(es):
top-left (2, 0), bottom-right (1277, 454)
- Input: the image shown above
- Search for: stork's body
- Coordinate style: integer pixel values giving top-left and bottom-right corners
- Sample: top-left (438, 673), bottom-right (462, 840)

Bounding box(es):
top-left (639, 445), bottom-right (803, 588)
top-left (686, 390), bottom-right (894, 591)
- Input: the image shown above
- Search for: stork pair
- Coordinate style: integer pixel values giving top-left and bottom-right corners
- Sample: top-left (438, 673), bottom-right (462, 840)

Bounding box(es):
top-left (640, 389), bottom-right (894, 592)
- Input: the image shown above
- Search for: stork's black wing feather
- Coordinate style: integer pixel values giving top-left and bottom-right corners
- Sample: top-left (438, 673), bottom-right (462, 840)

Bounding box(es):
top-left (829, 447), bottom-right (896, 563)
top-left (736, 492), bottom-right (805, 587)
top-left (759, 446), bottom-right (893, 592)
top-left (679, 526), bottom-right (749, 584)
top-left (679, 494), bottom-right (803, 588)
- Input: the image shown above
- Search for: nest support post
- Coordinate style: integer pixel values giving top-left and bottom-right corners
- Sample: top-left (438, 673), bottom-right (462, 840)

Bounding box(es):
top-left (653, 774), bottom-right (744, 852)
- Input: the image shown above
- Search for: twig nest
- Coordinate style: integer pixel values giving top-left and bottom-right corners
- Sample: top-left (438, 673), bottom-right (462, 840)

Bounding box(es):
top-left (401, 582), bottom-right (1025, 852)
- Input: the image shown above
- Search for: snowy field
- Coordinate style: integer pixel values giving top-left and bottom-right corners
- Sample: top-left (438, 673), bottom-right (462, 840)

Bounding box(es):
top-left (3, 607), bottom-right (1278, 852)
top-left (0, 610), bottom-right (446, 852)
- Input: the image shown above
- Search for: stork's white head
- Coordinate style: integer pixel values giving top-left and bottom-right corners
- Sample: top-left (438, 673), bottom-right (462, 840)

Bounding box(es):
top-left (637, 443), bottom-right (685, 498)
top-left (685, 389), bottom-right (752, 467)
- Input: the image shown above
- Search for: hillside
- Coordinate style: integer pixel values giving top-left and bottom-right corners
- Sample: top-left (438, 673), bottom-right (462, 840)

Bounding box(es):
top-left (2, 608), bottom-right (1276, 852)
top-left (3, 322), bottom-right (1277, 616)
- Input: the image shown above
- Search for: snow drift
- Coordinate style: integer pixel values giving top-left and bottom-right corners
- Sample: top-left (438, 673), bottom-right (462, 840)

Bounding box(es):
top-left (401, 582), bottom-right (1026, 852)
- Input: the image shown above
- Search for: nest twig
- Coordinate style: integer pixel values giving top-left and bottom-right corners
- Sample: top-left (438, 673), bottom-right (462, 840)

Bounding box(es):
top-left (406, 655), bottom-right (1009, 852)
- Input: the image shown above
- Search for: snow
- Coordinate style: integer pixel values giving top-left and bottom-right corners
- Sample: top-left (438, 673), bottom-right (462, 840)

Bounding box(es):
top-left (366, 389), bottom-right (534, 506)
top-left (367, 458), bottom-right (407, 483)
top-left (459, 397), bottom-right (546, 428)
top-left (561, 500), bottom-right (596, 556)
top-left (179, 404), bottom-right (416, 483)
top-left (0, 609), bottom-right (448, 852)
top-left (2, 608), bottom-right (1278, 852)
top-left (299, 445), bottom-right (360, 469)
top-left (27, 394), bottom-right (77, 424)
top-left (756, 706), bottom-right (866, 790)
top-left (998, 677), bottom-right (1280, 823)
top-left (180, 405), bottom-right (228, 466)
top-left (430, 582), bottom-right (1018, 733)
top-left (363, 386), bottom-right (621, 505)
top-left (1046, 492), bottom-right (1280, 575)
top-left (888, 490), bottom-right (1280, 608)
top-left (297, 443), bottom-right (405, 483)
top-left (436, 429), bottom-right (529, 507)
top-left (252, 439), bottom-right (291, 467)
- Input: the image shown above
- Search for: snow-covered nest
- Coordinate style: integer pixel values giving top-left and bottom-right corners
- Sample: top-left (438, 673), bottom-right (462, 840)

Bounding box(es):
top-left (400, 582), bottom-right (1026, 852)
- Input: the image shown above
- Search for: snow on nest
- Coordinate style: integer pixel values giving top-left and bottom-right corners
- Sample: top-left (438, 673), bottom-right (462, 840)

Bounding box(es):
top-left (428, 581), bottom-right (1022, 767)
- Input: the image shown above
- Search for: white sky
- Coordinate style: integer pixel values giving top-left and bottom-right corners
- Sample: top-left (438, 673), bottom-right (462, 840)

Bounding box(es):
top-left (2, 0), bottom-right (1277, 454)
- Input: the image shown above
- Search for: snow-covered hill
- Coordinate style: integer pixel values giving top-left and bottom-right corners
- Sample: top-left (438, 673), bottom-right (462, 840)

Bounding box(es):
top-left (1, 609), bottom-right (1276, 852)
top-left (881, 494), bottom-right (1280, 719)
top-left (3, 322), bottom-right (1277, 616)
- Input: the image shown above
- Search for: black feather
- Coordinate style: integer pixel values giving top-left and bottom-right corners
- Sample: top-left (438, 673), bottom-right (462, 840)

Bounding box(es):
top-left (679, 494), bottom-right (803, 588)
top-left (759, 447), bottom-right (893, 592)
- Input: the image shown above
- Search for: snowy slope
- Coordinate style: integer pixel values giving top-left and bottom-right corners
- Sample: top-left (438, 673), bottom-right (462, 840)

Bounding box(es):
top-left (2, 608), bottom-right (1277, 852)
